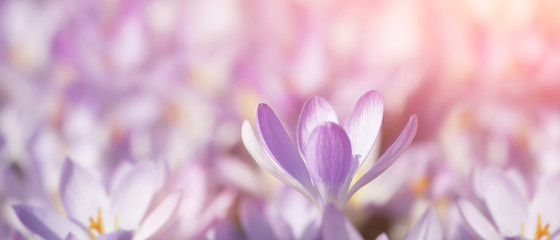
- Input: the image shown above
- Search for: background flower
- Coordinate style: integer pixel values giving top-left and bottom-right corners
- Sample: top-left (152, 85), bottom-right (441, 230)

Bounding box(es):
top-left (2, 0), bottom-right (560, 239)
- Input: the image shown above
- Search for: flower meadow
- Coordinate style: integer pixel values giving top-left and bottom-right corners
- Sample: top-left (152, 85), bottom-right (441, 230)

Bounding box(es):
top-left (2, 0), bottom-right (560, 239)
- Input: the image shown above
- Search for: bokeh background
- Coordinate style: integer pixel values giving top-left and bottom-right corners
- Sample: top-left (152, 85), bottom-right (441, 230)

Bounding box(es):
top-left (2, 0), bottom-right (560, 239)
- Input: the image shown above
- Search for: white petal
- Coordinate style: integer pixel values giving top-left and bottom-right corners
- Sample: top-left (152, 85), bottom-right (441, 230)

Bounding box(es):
top-left (59, 158), bottom-right (109, 227)
top-left (457, 199), bottom-right (501, 240)
top-left (482, 167), bottom-right (527, 237)
top-left (111, 161), bottom-right (157, 230)
top-left (134, 191), bottom-right (183, 240)
top-left (404, 207), bottom-right (443, 240)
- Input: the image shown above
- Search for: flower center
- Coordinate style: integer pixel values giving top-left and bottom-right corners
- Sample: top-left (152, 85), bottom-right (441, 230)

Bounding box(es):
top-left (521, 214), bottom-right (551, 240)
top-left (410, 176), bottom-right (430, 197)
top-left (534, 214), bottom-right (551, 240)
top-left (88, 209), bottom-right (104, 239)
top-left (87, 208), bottom-right (119, 239)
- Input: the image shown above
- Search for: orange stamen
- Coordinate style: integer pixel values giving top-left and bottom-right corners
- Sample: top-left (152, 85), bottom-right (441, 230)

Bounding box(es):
top-left (411, 176), bottom-right (430, 197)
top-left (535, 214), bottom-right (551, 240)
top-left (88, 208), bottom-right (104, 239)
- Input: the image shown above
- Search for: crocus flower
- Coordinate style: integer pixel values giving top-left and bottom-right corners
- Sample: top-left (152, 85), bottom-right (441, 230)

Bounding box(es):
top-left (242, 90), bottom-right (417, 208)
top-left (12, 158), bottom-right (182, 240)
top-left (458, 166), bottom-right (560, 240)
top-left (237, 187), bottom-right (321, 240)
top-left (404, 207), bottom-right (443, 240)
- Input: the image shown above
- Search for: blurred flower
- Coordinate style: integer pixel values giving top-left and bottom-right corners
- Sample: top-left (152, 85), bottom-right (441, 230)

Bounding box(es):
top-left (13, 158), bottom-right (182, 240)
top-left (458, 166), bottom-right (560, 239)
top-left (160, 161), bottom-right (236, 239)
top-left (243, 90), bottom-right (417, 208)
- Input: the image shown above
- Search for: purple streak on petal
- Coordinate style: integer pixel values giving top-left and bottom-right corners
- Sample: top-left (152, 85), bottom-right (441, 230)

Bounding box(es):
top-left (111, 161), bottom-right (157, 230)
top-left (305, 123), bottom-right (353, 204)
top-left (242, 121), bottom-right (319, 206)
top-left (482, 167), bottom-right (527, 237)
top-left (60, 157), bottom-right (109, 227)
top-left (344, 90), bottom-right (383, 168)
top-left (297, 96), bottom-right (338, 155)
top-left (97, 230), bottom-right (134, 240)
top-left (239, 198), bottom-right (280, 240)
top-left (65, 233), bottom-right (78, 240)
top-left (347, 115), bottom-right (417, 199)
top-left (134, 191), bottom-right (183, 240)
top-left (257, 104), bottom-right (316, 197)
top-left (456, 199), bottom-right (501, 240)
top-left (321, 204), bottom-right (363, 240)
top-left (404, 207), bottom-right (443, 240)
top-left (12, 205), bottom-right (88, 240)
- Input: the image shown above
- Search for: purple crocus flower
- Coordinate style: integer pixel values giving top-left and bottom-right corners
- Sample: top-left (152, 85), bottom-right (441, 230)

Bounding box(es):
top-left (242, 90), bottom-right (417, 208)
top-left (458, 166), bottom-right (560, 240)
top-left (12, 158), bottom-right (182, 240)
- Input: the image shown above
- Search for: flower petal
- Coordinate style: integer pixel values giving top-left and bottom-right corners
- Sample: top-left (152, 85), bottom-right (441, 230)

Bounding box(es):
top-left (65, 233), bottom-right (78, 240)
top-left (59, 157), bottom-right (109, 227)
top-left (297, 96), bottom-right (338, 155)
top-left (347, 115), bottom-right (417, 199)
top-left (111, 161), bottom-right (157, 230)
top-left (239, 198), bottom-right (280, 240)
top-left (530, 172), bottom-right (560, 235)
top-left (344, 90), bottom-right (383, 167)
top-left (375, 233), bottom-right (389, 240)
top-left (256, 104), bottom-right (317, 197)
top-left (242, 121), bottom-right (319, 206)
top-left (404, 207), bottom-right (443, 240)
top-left (456, 199), bottom-right (501, 240)
top-left (321, 204), bottom-right (363, 240)
top-left (12, 205), bottom-right (89, 240)
top-left (97, 231), bottom-right (133, 240)
top-left (482, 167), bottom-right (527, 237)
top-left (304, 123), bottom-right (353, 205)
top-left (134, 191), bottom-right (183, 240)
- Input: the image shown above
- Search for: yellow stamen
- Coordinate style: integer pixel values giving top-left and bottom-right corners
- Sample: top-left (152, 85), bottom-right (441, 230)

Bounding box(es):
top-left (521, 221), bottom-right (525, 237)
top-left (114, 215), bottom-right (119, 230)
top-left (88, 209), bottom-right (104, 239)
top-left (535, 214), bottom-right (551, 240)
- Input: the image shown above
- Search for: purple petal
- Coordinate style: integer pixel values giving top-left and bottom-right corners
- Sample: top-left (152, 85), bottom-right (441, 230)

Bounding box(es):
top-left (97, 231), bottom-right (133, 240)
top-left (482, 167), bottom-right (527, 237)
top-left (257, 104), bottom-right (316, 198)
top-left (321, 204), bottom-right (363, 240)
top-left (304, 123), bottom-right (353, 205)
top-left (456, 199), bottom-right (501, 240)
top-left (344, 90), bottom-right (383, 167)
top-left (239, 198), bottom-right (280, 240)
top-left (111, 161), bottom-right (157, 230)
top-left (211, 218), bottom-right (244, 240)
top-left (60, 157), bottom-right (110, 227)
top-left (404, 207), bottom-right (443, 240)
top-left (10, 231), bottom-right (26, 240)
top-left (297, 96), bottom-right (338, 155)
top-left (242, 121), bottom-right (319, 206)
top-left (12, 205), bottom-right (89, 240)
top-left (134, 191), bottom-right (183, 240)
top-left (347, 115), bottom-right (417, 199)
